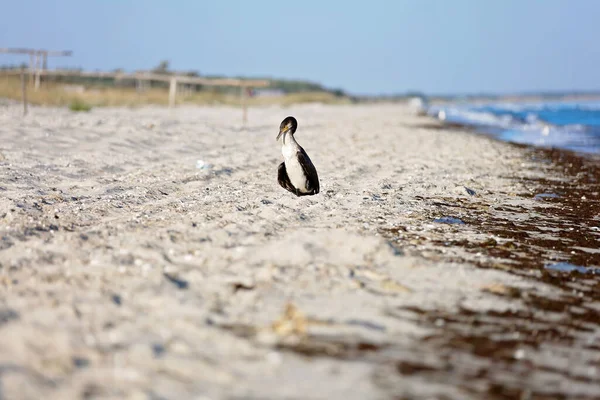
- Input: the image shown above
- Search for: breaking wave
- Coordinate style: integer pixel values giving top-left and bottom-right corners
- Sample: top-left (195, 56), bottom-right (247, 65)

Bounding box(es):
top-left (428, 100), bottom-right (600, 154)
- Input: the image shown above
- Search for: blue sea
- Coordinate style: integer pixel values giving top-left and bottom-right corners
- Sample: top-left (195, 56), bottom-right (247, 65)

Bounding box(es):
top-left (427, 100), bottom-right (600, 154)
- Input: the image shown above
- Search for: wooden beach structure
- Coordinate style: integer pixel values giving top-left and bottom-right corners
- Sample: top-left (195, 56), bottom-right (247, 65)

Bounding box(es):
top-left (2, 47), bottom-right (270, 120)
top-left (0, 67), bottom-right (270, 120)
top-left (0, 48), bottom-right (73, 90)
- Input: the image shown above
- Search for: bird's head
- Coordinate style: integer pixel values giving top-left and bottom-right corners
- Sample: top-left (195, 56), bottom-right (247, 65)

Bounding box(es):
top-left (276, 116), bottom-right (298, 141)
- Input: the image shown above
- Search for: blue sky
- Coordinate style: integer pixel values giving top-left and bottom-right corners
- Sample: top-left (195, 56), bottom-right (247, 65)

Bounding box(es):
top-left (1, 0), bottom-right (598, 95)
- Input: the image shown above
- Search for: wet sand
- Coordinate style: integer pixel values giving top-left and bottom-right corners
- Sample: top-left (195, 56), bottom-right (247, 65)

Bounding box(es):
top-left (0, 103), bottom-right (598, 399)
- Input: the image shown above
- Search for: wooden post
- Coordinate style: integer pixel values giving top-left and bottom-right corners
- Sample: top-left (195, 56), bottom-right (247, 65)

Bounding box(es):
top-left (20, 67), bottom-right (28, 116)
top-left (41, 52), bottom-right (48, 90)
top-left (168, 77), bottom-right (177, 108)
top-left (34, 52), bottom-right (42, 91)
top-left (28, 53), bottom-right (35, 87)
top-left (240, 84), bottom-right (248, 125)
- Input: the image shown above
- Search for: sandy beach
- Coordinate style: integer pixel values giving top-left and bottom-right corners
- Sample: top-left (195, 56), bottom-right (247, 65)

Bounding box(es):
top-left (0, 102), bottom-right (598, 399)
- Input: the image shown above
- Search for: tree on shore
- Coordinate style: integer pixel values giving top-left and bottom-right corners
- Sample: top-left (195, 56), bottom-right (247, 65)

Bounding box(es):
top-left (152, 60), bottom-right (170, 75)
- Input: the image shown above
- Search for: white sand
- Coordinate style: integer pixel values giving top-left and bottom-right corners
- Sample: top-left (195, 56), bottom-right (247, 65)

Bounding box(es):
top-left (0, 103), bottom-right (598, 399)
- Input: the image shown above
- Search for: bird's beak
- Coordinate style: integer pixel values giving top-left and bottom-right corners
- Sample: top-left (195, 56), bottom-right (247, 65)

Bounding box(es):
top-left (276, 126), bottom-right (289, 141)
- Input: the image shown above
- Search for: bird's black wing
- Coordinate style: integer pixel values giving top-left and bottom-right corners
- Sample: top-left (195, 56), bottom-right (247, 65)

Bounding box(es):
top-left (277, 162), bottom-right (297, 194)
top-left (297, 147), bottom-right (320, 194)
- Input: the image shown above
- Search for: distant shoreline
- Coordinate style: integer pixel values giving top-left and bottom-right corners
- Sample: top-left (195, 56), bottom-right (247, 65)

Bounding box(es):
top-left (428, 92), bottom-right (600, 105)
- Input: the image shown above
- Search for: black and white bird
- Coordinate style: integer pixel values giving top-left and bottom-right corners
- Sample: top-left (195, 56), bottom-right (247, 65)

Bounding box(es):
top-left (276, 116), bottom-right (320, 197)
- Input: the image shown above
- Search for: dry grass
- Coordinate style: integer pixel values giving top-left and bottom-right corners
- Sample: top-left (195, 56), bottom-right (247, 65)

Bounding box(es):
top-left (0, 75), bottom-right (351, 108)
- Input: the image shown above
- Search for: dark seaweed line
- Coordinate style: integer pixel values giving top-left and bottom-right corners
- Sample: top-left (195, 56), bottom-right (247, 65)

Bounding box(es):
top-left (378, 141), bottom-right (600, 399)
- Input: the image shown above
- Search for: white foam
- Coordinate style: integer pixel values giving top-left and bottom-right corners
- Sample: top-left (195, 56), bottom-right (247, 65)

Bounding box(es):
top-left (430, 101), bottom-right (600, 153)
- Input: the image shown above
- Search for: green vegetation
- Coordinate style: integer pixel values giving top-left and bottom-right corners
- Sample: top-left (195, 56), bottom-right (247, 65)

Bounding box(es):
top-left (0, 60), bottom-right (350, 100)
top-left (0, 58), bottom-right (357, 107)
top-left (0, 74), bottom-right (351, 108)
top-left (68, 98), bottom-right (92, 112)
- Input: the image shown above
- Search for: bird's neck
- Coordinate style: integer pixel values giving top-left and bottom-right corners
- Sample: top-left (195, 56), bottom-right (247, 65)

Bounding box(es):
top-left (281, 133), bottom-right (300, 159)
top-left (282, 132), bottom-right (299, 148)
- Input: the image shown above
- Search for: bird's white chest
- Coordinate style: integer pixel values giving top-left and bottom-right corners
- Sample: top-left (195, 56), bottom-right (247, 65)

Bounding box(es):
top-left (282, 142), bottom-right (309, 192)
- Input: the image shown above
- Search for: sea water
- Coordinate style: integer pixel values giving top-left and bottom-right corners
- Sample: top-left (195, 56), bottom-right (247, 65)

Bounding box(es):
top-left (428, 100), bottom-right (600, 154)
